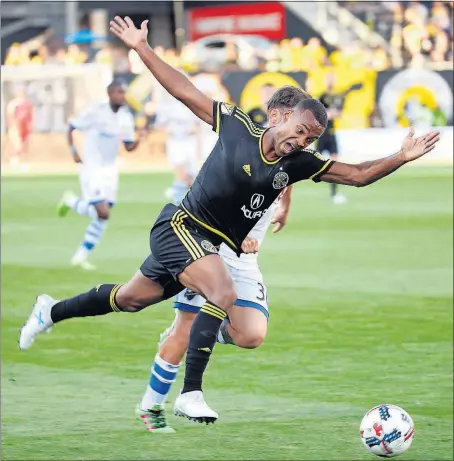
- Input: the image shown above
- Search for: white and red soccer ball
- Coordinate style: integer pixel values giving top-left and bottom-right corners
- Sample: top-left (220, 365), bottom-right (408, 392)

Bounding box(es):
top-left (360, 404), bottom-right (415, 457)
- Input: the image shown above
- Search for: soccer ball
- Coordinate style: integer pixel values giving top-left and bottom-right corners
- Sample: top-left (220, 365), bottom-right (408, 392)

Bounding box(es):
top-left (360, 404), bottom-right (415, 457)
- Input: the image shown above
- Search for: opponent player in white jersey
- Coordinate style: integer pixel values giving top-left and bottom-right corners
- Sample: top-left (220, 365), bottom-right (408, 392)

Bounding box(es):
top-left (155, 77), bottom-right (201, 206)
top-left (135, 85), bottom-right (308, 433)
top-left (57, 82), bottom-right (139, 270)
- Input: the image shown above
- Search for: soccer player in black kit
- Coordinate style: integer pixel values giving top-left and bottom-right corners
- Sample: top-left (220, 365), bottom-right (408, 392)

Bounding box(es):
top-left (19, 16), bottom-right (441, 424)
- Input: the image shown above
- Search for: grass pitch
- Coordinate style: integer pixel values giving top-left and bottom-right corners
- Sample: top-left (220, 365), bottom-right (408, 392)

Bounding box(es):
top-left (1, 168), bottom-right (453, 460)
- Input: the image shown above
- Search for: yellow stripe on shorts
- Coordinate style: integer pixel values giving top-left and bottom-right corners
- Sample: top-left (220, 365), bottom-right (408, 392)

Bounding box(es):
top-left (170, 210), bottom-right (204, 261)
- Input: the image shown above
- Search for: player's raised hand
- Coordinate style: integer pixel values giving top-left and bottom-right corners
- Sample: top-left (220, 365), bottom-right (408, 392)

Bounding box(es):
top-left (109, 16), bottom-right (149, 50)
top-left (241, 237), bottom-right (259, 254)
top-left (400, 126), bottom-right (440, 162)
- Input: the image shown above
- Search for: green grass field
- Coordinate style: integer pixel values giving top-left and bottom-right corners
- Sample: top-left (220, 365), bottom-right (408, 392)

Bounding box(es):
top-left (2, 168), bottom-right (453, 460)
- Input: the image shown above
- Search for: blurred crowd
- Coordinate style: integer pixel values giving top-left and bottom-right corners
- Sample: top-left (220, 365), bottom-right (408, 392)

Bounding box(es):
top-left (396, 0), bottom-right (453, 66)
top-left (4, 1), bottom-right (452, 73)
top-left (342, 0), bottom-right (453, 67)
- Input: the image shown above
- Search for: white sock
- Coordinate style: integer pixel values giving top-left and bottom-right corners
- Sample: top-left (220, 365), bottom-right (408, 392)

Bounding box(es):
top-left (65, 194), bottom-right (99, 220)
top-left (78, 218), bottom-right (108, 254)
top-left (140, 354), bottom-right (181, 410)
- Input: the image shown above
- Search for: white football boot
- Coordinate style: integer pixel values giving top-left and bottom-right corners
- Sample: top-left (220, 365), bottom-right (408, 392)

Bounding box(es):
top-left (71, 248), bottom-right (96, 271)
top-left (19, 294), bottom-right (57, 350)
top-left (332, 194), bottom-right (348, 205)
top-left (174, 390), bottom-right (218, 424)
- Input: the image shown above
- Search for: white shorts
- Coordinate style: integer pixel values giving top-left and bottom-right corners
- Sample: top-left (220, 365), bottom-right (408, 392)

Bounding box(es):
top-left (173, 265), bottom-right (269, 319)
top-left (79, 166), bottom-right (119, 205)
top-left (166, 136), bottom-right (198, 177)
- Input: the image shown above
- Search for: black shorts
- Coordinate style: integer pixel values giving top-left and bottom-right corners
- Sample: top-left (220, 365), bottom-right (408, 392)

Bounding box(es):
top-left (139, 204), bottom-right (220, 300)
top-left (317, 131), bottom-right (338, 155)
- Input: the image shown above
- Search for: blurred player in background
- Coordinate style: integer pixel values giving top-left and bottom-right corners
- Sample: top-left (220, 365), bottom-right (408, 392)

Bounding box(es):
top-left (155, 88), bottom-right (200, 205)
top-left (157, 72), bottom-right (228, 205)
top-left (247, 82), bottom-right (277, 127)
top-left (137, 86), bottom-right (306, 432)
top-left (191, 72), bottom-right (228, 162)
top-left (318, 73), bottom-right (347, 204)
top-left (57, 81), bottom-right (139, 270)
top-left (6, 84), bottom-right (34, 168)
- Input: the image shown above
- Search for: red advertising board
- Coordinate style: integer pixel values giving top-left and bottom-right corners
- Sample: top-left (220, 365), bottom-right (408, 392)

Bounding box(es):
top-left (188, 2), bottom-right (286, 41)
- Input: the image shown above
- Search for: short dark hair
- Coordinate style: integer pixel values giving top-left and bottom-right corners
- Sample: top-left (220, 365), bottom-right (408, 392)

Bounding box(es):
top-left (267, 85), bottom-right (311, 111)
top-left (294, 98), bottom-right (328, 128)
top-left (107, 80), bottom-right (125, 94)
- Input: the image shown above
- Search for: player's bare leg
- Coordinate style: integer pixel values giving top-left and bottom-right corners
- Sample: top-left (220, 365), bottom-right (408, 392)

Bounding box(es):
top-left (218, 305), bottom-right (268, 349)
top-left (57, 194), bottom-right (111, 270)
top-left (137, 310), bottom-right (195, 433)
top-left (19, 272), bottom-right (165, 350)
top-left (174, 254), bottom-right (236, 423)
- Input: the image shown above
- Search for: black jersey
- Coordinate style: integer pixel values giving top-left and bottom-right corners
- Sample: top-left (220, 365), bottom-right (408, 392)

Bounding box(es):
top-left (319, 92), bottom-right (345, 132)
top-left (181, 101), bottom-right (334, 253)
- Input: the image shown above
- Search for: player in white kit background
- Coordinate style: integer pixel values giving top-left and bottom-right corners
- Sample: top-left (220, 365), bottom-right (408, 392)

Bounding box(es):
top-left (57, 81), bottom-right (139, 270)
top-left (156, 72), bottom-right (228, 205)
top-left (154, 89), bottom-right (200, 205)
top-left (136, 86), bottom-right (308, 432)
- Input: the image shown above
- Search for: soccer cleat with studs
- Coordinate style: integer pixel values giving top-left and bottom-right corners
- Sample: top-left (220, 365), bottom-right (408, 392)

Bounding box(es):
top-left (173, 390), bottom-right (218, 424)
top-left (135, 404), bottom-right (175, 433)
top-left (19, 294), bottom-right (56, 350)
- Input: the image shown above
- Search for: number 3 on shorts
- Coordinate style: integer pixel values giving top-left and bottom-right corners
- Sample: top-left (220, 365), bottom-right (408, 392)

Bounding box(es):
top-left (256, 282), bottom-right (266, 302)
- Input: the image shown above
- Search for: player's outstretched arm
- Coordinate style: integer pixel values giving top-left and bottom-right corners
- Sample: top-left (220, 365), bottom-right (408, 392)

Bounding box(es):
top-left (110, 16), bottom-right (213, 125)
top-left (319, 127), bottom-right (440, 186)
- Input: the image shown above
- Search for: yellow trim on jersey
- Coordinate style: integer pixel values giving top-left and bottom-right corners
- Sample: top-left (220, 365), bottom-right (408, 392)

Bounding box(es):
top-left (309, 159), bottom-right (333, 180)
top-left (234, 112), bottom-right (263, 138)
top-left (214, 102), bottom-right (221, 134)
top-left (235, 109), bottom-right (264, 136)
top-left (259, 130), bottom-right (281, 165)
top-left (110, 284), bottom-right (122, 312)
top-left (170, 211), bottom-right (204, 260)
top-left (180, 204), bottom-right (237, 249)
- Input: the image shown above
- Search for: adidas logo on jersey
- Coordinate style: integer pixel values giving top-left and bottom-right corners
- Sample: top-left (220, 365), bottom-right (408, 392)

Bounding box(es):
top-left (243, 164), bottom-right (251, 176)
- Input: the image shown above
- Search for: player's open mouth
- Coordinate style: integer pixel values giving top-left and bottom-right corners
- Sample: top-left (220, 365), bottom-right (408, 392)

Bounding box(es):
top-left (283, 142), bottom-right (295, 153)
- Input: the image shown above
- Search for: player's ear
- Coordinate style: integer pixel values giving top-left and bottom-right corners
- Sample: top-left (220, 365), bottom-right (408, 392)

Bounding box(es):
top-left (283, 109), bottom-right (292, 122)
top-left (267, 108), bottom-right (281, 126)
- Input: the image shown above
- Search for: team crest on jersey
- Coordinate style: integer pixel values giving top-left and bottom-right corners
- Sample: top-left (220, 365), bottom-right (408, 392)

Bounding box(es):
top-left (221, 103), bottom-right (235, 115)
top-left (201, 240), bottom-right (218, 253)
top-left (272, 171), bottom-right (289, 190)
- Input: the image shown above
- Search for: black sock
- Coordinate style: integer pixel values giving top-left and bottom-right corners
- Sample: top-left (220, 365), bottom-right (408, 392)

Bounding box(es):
top-left (51, 284), bottom-right (122, 323)
top-left (330, 183), bottom-right (337, 197)
top-left (182, 301), bottom-right (226, 394)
